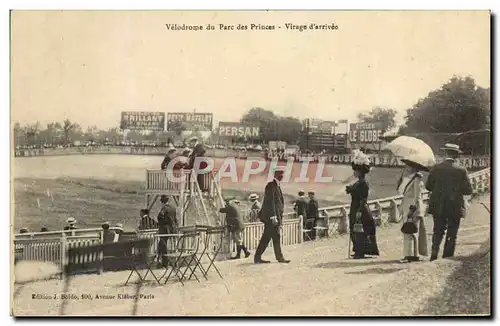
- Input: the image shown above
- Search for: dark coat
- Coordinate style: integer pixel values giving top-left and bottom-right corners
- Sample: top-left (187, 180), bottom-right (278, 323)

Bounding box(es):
top-left (157, 203), bottom-right (178, 234)
top-left (307, 198), bottom-right (319, 219)
top-left (259, 179), bottom-right (284, 225)
top-left (425, 159), bottom-right (473, 218)
top-left (294, 196), bottom-right (309, 218)
top-left (220, 202), bottom-right (245, 232)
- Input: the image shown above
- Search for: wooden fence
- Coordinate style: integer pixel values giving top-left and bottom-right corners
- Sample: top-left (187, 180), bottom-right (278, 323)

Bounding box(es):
top-left (13, 167), bottom-right (490, 269)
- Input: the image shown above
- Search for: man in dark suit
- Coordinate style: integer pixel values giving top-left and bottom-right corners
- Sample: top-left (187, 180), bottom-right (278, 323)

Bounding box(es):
top-left (220, 198), bottom-right (250, 259)
top-left (307, 191), bottom-right (320, 240)
top-left (294, 190), bottom-right (309, 225)
top-left (157, 195), bottom-right (178, 266)
top-left (426, 143), bottom-right (473, 261)
top-left (254, 167), bottom-right (290, 264)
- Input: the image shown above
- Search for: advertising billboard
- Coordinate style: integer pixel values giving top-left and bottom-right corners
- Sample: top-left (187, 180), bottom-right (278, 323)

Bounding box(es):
top-left (166, 112), bottom-right (213, 132)
top-left (217, 122), bottom-right (260, 138)
top-left (349, 122), bottom-right (384, 143)
top-left (120, 111), bottom-right (165, 131)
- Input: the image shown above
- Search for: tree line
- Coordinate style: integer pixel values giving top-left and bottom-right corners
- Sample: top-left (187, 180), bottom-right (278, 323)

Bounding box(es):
top-left (13, 75), bottom-right (490, 147)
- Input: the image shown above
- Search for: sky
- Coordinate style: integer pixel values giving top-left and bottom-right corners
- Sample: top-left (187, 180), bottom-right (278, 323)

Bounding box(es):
top-left (10, 10), bottom-right (490, 132)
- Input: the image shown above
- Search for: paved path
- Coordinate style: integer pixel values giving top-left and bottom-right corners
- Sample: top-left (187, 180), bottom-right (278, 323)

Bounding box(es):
top-left (13, 196), bottom-right (490, 316)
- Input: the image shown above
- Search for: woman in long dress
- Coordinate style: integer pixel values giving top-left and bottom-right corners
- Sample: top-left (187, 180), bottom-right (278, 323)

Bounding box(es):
top-left (397, 163), bottom-right (429, 262)
top-left (346, 151), bottom-right (380, 259)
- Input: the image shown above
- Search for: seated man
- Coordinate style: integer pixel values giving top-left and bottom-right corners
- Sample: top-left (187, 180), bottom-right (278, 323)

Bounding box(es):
top-left (138, 209), bottom-right (158, 230)
top-left (101, 221), bottom-right (117, 244)
top-left (64, 217), bottom-right (78, 230)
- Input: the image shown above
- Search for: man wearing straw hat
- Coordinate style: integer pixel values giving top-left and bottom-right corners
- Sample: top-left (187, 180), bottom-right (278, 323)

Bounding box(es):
top-left (254, 166), bottom-right (290, 264)
top-left (64, 217), bottom-right (77, 230)
top-left (426, 143), bottom-right (473, 261)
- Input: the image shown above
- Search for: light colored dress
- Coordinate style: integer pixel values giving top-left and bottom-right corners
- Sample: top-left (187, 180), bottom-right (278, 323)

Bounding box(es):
top-left (398, 172), bottom-right (428, 258)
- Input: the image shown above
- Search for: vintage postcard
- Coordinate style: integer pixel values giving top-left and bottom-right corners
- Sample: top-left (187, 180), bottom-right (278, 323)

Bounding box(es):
top-left (11, 10), bottom-right (491, 316)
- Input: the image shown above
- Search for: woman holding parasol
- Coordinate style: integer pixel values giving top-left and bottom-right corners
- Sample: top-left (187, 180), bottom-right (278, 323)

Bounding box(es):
top-left (387, 136), bottom-right (436, 263)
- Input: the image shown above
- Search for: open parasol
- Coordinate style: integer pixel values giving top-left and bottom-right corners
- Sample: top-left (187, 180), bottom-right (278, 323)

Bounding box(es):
top-left (386, 136), bottom-right (436, 171)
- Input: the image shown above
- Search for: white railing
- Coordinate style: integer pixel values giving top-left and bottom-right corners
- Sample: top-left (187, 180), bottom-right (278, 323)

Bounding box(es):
top-left (13, 168), bottom-right (490, 268)
top-left (145, 169), bottom-right (187, 193)
top-left (228, 217), bottom-right (303, 253)
top-left (14, 235), bottom-right (101, 270)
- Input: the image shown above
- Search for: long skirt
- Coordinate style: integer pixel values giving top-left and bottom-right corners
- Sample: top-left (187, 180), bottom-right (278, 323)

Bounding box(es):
top-left (349, 211), bottom-right (380, 257)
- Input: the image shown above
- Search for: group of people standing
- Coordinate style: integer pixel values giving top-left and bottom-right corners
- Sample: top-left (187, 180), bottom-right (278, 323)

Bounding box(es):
top-left (346, 143), bottom-right (474, 262)
top-left (293, 190), bottom-right (320, 240)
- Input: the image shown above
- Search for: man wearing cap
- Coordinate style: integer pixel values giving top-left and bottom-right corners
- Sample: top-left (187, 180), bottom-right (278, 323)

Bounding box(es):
top-left (64, 217), bottom-right (78, 230)
top-left (220, 198), bottom-right (251, 259)
top-left (248, 194), bottom-right (261, 222)
top-left (161, 146), bottom-right (177, 170)
top-left (307, 191), bottom-right (320, 240)
top-left (254, 167), bottom-right (290, 264)
top-left (294, 190), bottom-right (309, 228)
top-left (426, 143), bottom-right (473, 261)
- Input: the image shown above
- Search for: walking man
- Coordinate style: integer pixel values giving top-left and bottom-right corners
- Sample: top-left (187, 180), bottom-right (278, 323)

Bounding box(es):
top-left (220, 198), bottom-right (251, 259)
top-left (426, 143), bottom-right (473, 261)
top-left (254, 167), bottom-right (290, 264)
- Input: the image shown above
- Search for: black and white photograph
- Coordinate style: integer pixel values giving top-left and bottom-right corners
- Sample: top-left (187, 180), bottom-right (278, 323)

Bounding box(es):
top-left (10, 9), bottom-right (491, 316)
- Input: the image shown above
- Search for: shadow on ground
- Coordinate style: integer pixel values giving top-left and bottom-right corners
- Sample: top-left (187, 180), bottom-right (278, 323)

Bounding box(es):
top-left (314, 259), bottom-right (401, 270)
top-left (344, 267), bottom-right (404, 275)
top-left (415, 239), bottom-right (491, 316)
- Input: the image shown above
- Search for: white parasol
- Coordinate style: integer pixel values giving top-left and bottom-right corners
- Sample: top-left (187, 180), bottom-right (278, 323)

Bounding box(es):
top-left (386, 136), bottom-right (436, 171)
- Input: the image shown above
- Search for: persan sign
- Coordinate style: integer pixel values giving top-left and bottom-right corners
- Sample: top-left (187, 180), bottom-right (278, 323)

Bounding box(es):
top-left (349, 122), bottom-right (383, 143)
top-left (166, 112), bottom-right (213, 131)
top-left (218, 122), bottom-right (260, 138)
top-left (120, 111), bottom-right (165, 131)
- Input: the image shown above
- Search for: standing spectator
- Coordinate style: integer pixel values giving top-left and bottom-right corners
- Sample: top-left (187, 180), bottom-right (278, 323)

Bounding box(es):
top-left (157, 195), bottom-right (178, 266)
top-left (40, 227), bottom-right (49, 232)
top-left (254, 167), bottom-right (290, 264)
top-left (248, 193), bottom-right (261, 222)
top-left (426, 143), bottom-right (473, 261)
top-left (220, 199), bottom-right (251, 259)
top-left (19, 227), bottom-right (28, 234)
top-left (307, 191), bottom-right (320, 240)
top-left (293, 190), bottom-right (309, 225)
